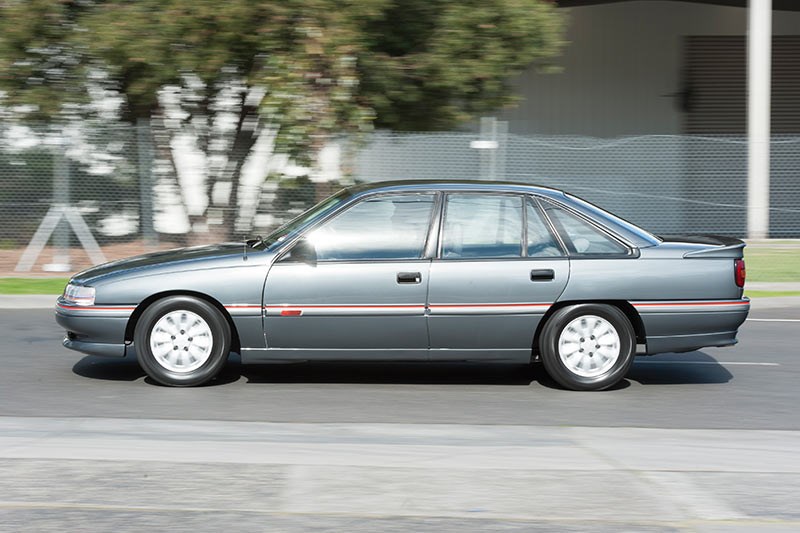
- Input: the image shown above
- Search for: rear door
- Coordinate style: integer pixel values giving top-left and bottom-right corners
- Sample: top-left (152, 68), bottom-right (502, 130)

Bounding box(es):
top-left (427, 194), bottom-right (569, 362)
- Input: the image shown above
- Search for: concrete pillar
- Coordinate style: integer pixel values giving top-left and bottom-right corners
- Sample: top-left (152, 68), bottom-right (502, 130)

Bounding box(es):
top-left (747, 0), bottom-right (772, 239)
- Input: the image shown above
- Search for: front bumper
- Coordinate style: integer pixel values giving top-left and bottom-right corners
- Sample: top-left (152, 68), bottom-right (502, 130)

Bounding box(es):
top-left (55, 300), bottom-right (136, 358)
top-left (62, 336), bottom-right (127, 357)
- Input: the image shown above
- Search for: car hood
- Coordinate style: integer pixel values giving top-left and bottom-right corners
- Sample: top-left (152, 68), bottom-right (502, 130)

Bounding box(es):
top-left (71, 243), bottom-right (249, 285)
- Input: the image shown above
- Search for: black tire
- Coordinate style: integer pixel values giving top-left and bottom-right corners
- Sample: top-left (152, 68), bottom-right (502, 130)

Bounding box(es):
top-left (539, 303), bottom-right (635, 391)
top-left (134, 295), bottom-right (231, 387)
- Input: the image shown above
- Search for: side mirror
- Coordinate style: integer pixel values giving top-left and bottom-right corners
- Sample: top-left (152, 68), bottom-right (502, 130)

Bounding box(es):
top-left (284, 237), bottom-right (317, 264)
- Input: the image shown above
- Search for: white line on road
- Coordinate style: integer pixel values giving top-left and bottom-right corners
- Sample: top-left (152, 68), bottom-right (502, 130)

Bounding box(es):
top-left (747, 318), bottom-right (800, 322)
top-left (635, 361), bottom-right (779, 366)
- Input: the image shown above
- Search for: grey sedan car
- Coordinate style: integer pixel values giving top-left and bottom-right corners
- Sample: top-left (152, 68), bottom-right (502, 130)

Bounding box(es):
top-left (56, 181), bottom-right (749, 390)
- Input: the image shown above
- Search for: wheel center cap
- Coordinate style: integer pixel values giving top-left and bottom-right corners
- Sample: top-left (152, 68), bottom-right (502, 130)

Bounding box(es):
top-left (580, 339), bottom-right (593, 355)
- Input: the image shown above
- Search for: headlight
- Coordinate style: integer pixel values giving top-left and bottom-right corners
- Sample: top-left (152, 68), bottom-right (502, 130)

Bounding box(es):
top-left (63, 284), bottom-right (96, 306)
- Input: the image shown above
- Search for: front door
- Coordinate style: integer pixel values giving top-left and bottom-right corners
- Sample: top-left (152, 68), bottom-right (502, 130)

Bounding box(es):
top-left (262, 193), bottom-right (436, 360)
top-left (427, 194), bottom-right (569, 362)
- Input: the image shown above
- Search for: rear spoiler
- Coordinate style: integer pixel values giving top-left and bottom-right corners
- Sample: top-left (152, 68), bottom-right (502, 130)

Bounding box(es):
top-left (683, 242), bottom-right (745, 258)
top-left (658, 234), bottom-right (746, 258)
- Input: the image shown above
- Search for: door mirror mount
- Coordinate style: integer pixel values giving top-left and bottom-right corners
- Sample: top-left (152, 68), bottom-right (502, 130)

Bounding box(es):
top-left (284, 237), bottom-right (317, 264)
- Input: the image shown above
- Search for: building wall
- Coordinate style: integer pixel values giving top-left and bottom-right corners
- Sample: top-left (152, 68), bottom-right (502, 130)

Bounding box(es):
top-left (499, 0), bottom-right (800, 136)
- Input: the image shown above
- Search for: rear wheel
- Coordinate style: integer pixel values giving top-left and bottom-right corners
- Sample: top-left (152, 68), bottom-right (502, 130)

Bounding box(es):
top-left (134, 295), bottom-right (231, 387)
top-left (539, 303), bottom-right (635, 391)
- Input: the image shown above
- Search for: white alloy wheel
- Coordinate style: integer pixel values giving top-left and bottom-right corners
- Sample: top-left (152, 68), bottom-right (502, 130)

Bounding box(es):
top-left (149, 310), bottom-right (214, 373)
top-left (557, 314), bottom-right (621, 378)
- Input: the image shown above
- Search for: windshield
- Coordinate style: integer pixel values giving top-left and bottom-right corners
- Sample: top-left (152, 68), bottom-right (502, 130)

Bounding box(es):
top-left (261, 189), bottom-right (350, 250)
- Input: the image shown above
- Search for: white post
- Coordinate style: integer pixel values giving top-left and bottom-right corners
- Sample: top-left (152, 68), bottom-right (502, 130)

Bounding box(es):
top-left (473, 117), bottom-right (500, 180)
top-left (747, 0), bottom-right (772, 239)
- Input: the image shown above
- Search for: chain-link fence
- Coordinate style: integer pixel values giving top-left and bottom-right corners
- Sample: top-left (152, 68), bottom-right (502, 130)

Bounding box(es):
top-left (1, 121), bottom-right (799, 276)
top-left (357, 128), bottom-right (800, 239)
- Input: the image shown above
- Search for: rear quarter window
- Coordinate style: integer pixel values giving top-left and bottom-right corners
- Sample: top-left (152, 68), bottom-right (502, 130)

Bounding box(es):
top-left (543, 202), bottom-right (630, 256)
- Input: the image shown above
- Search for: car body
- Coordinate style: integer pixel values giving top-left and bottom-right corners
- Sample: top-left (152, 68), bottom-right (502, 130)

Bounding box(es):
top-left (56, 180), bottom-right (750, 390)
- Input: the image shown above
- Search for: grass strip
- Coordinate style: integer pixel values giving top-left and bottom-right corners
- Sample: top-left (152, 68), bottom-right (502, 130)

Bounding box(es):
top-left (744, 247), bottom-right (800, 283)
top-left (744, 290), bottom-right (800, 298)
top-left (0, 278), bottom-right (68, 295)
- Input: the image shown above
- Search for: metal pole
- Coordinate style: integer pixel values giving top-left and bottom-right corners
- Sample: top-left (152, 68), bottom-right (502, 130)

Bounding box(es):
top-left (496, 120), bottom-right (508, 182)
top-left (747, 0), bottom-right (772, 239)
top-left (137, 118), bottom-right (157, 247)
top-left (488, 117), bottom-right (497, 181)
top-left (48, 149), bottom-right (71, 271)
top-left (474, 117), bottom-right (500, 180)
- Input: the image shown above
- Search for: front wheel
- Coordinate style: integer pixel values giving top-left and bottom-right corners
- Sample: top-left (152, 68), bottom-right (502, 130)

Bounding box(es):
top-left (539, 304), bottom-right (635, 391)
top-left (134, 295), bottom-right (231, 387)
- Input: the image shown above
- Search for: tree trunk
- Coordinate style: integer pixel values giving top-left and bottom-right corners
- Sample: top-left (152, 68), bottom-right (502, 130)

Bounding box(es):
top-left (209, 101), bottom-right (259, 241)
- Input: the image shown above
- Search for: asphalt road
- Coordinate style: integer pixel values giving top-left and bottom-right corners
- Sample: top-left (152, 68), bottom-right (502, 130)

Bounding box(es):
top-left (2, 306), bottom-right (799, 531)
top-left (1, 307), bottom-right (797, 430)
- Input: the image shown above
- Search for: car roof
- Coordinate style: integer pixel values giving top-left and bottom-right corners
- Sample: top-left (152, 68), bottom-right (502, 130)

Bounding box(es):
top-left (346, 180), bottom-right (566, 200)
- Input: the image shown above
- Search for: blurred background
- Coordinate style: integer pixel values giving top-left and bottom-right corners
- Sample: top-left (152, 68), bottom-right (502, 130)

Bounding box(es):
top-left (0, 0), bottom-right (797, 276)
top-left (1, 4), bottom-right (799, 531)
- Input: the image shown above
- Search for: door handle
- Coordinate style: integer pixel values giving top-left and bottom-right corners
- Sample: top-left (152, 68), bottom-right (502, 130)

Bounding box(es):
top-left (397, 272), bottom-right (422, 284)
top-left (531, 269), bottom-right (555, 282)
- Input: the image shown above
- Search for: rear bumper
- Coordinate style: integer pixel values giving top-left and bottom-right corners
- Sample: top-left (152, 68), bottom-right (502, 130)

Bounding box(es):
top-left (644, 330), bottom-right (739, 354)
top-left (55, 300), bottom-right (135, 358)
top-left (634, 298), bottom-right (750, 355)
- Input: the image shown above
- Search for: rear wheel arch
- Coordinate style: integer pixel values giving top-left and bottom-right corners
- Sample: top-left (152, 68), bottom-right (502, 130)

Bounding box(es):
top-left (125, 290), bottom-right (241, 354)
top-left (532, 299), bottom-right (645, 360)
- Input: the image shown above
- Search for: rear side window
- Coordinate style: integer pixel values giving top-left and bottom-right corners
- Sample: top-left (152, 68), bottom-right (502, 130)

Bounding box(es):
top-left (441, 194), bottom-right (522, 259)
top-left (543, 202), bottom-right (629, 255)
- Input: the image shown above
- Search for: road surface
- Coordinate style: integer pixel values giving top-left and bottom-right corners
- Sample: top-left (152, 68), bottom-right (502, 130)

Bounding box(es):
top-left (0, 307), bottom-right (797, 531)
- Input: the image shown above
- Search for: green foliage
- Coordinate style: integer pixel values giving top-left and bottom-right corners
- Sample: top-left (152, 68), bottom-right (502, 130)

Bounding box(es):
top-left (78, 0), bottom-right (276, 117)
top-left (360, 0), bottom-right (565, 130)
top-left (259, 1), bottom-right (385, 163)
top-left (0, 0), bottom-right (88, 119)
top-left (1, 0), bottom-right (564, 140)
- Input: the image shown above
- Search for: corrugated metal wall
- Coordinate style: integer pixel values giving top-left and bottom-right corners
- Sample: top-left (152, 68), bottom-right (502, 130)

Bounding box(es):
top-left (500, 1), bottom-right (800, 137)
top-left (686, 35), bottom-right (800, 134)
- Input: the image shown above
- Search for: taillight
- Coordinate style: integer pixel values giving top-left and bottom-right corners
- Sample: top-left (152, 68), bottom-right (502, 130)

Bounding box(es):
top-left (734, 259), bottom-right (746, 288)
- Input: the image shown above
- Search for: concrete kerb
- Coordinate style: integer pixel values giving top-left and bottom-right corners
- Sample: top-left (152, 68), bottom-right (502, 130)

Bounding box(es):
top-left (0, 295), bottom-right (57, 309)
top-left (747, 282), bottom-right (800, 291)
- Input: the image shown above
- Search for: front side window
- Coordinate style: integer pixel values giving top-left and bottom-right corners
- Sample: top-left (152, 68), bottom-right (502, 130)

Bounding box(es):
top-left (305, 194), bottom-right (435, 261)
top-left (542, 202), bottom-right (629, 255)
top-left (263, 189), bottom-right (349, 250)
top-left (441, 194), bottom-right (522, 259)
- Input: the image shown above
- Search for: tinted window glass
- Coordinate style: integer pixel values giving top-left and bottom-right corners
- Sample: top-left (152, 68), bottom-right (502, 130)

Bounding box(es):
top-left (545, 203), bottom-right (628, 255)
top-left (527, 200), bottom-right (564, 257)
top-left (264, 189), bottom-right (349, 250)
top-left (442, 194), bottom-right (522, 259)
top-left (566, 193), bottom-right (660, 245)
top-left (307, 194), bottom-right (434, 261)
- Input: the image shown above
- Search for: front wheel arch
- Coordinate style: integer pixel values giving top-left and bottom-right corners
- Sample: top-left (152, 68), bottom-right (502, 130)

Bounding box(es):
top-left (125, 290), bottom-right (241, 354)
top-left (531, 300), bottom-right (645, 361)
